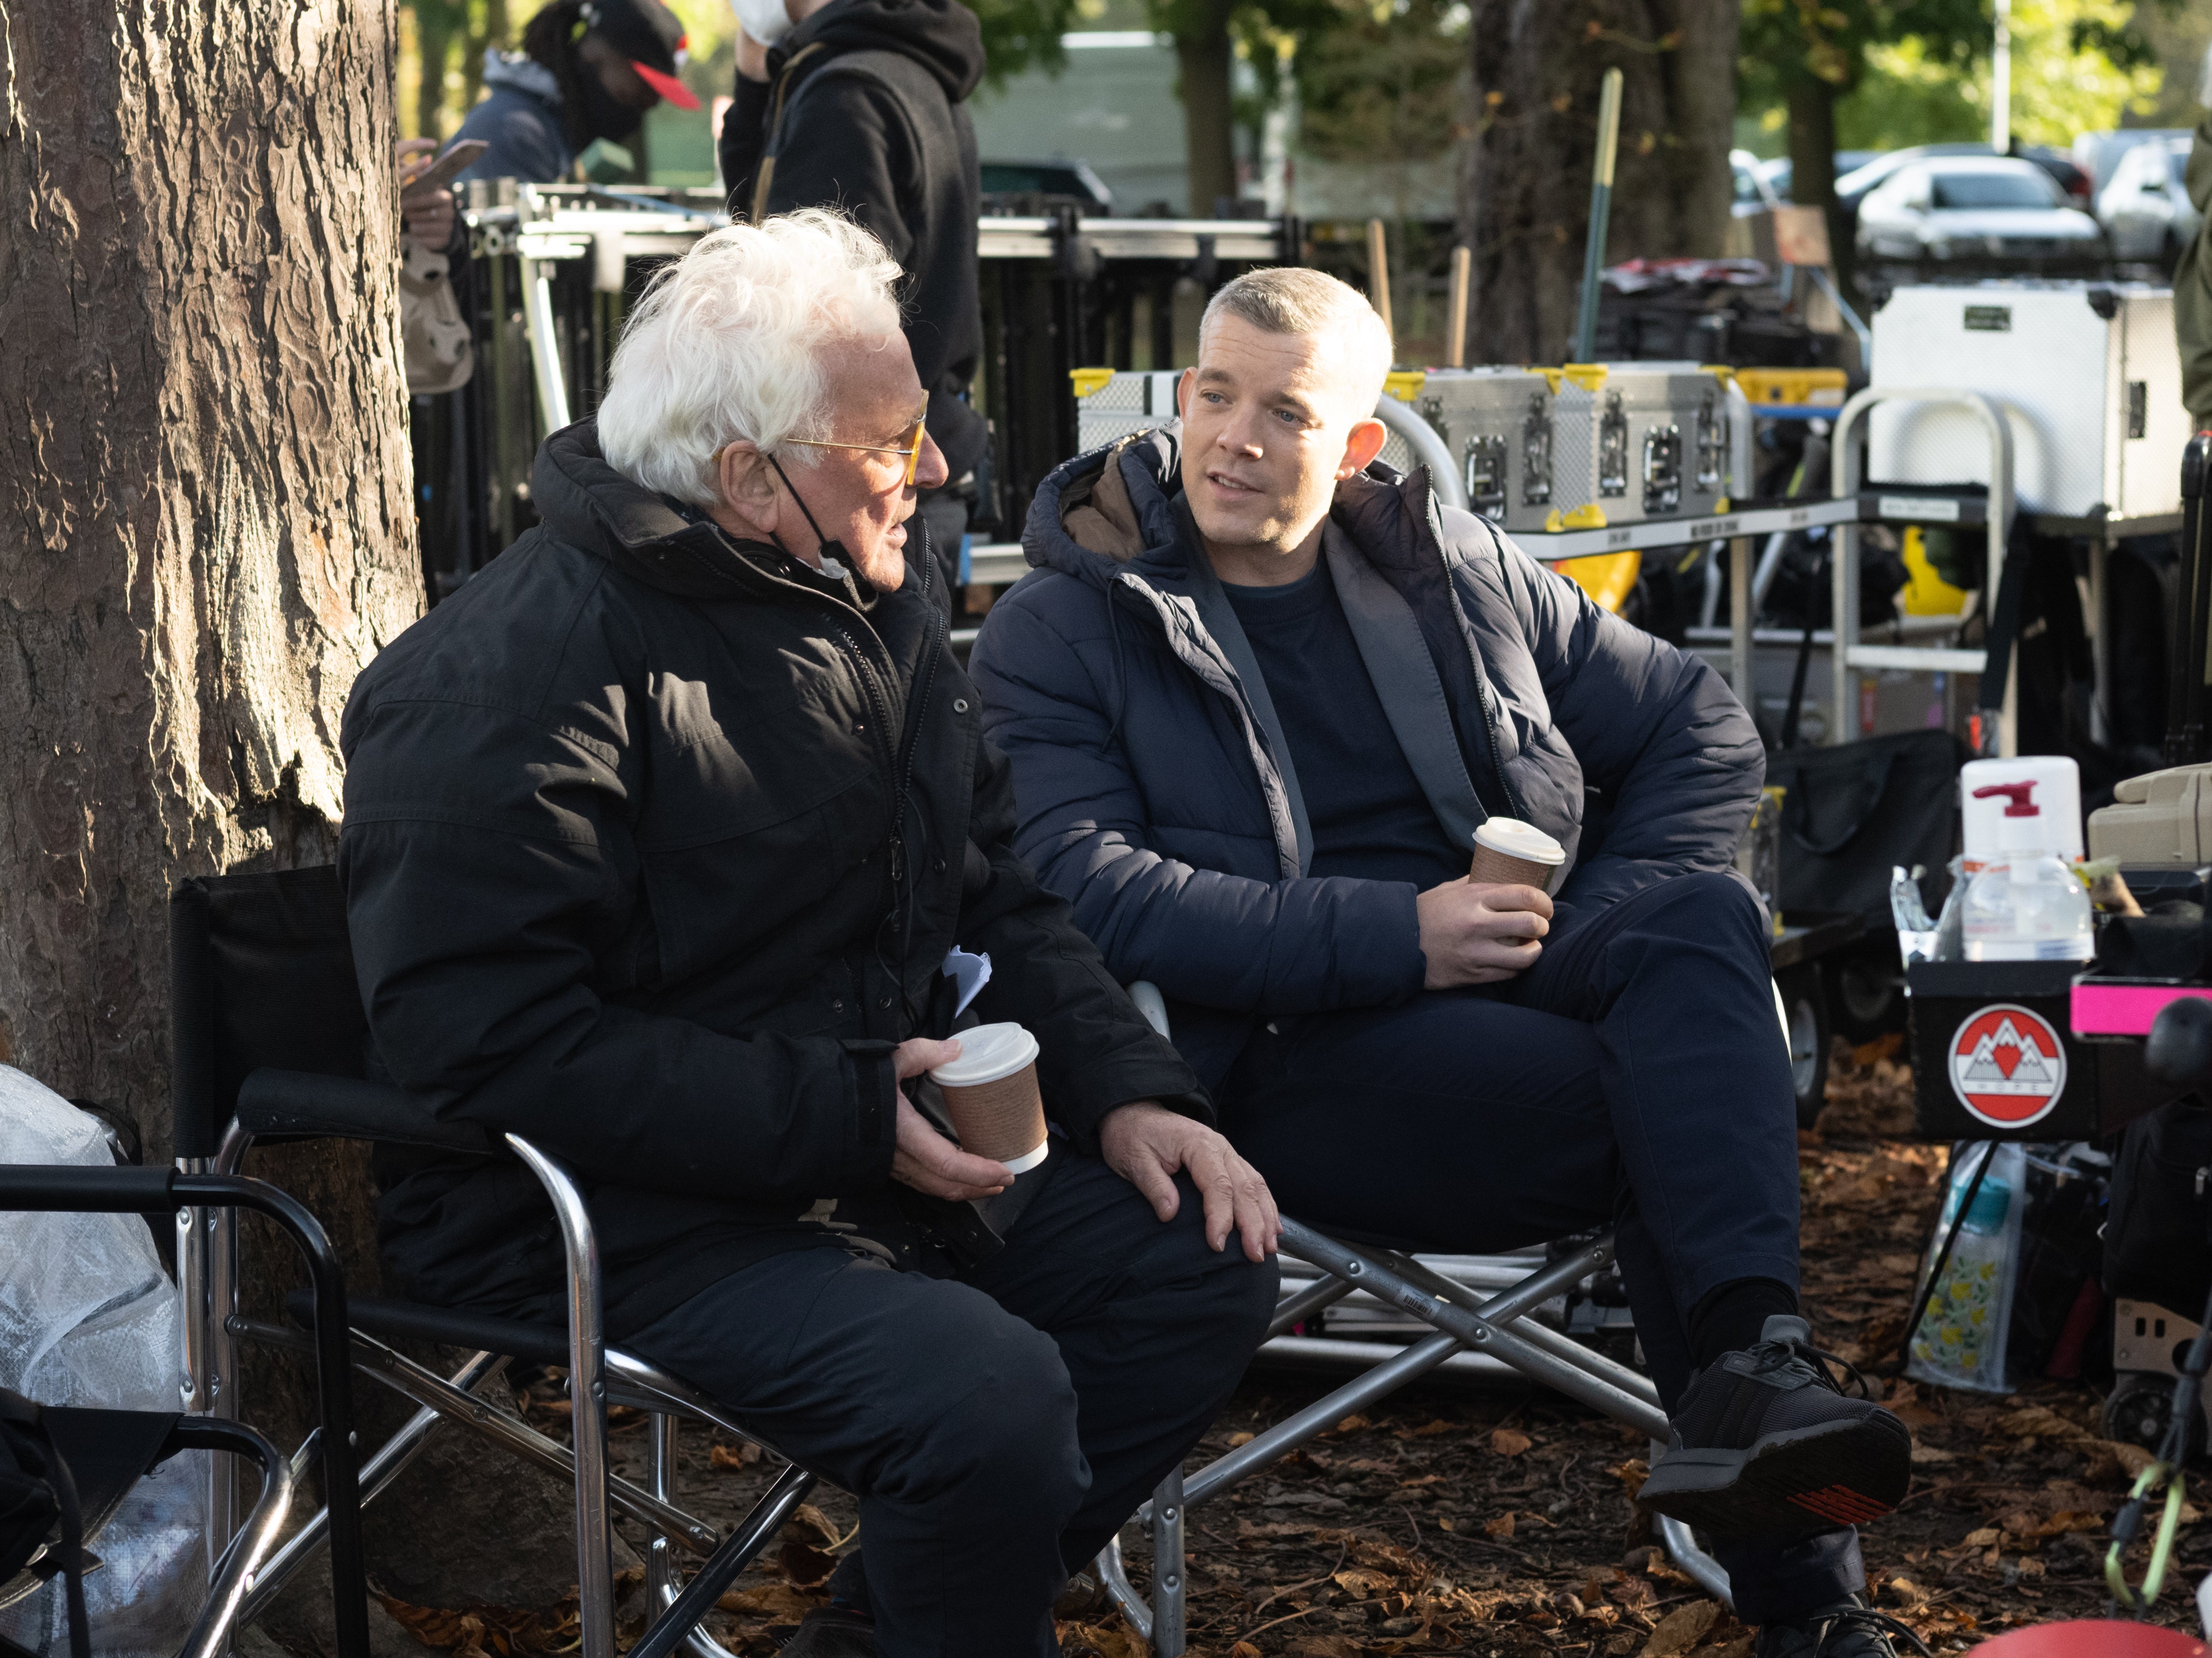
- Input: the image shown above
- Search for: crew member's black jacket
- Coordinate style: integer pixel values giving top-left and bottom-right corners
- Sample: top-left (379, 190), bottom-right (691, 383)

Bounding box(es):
top-left (719, 0), bottom-right (989, 480)
top-left (339, 422), bottom-right (1203, 1337)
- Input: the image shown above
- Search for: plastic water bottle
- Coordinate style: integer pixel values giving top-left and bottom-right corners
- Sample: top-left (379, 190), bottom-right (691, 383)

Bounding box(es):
top-left (1909, 1167), bottom-right (2018, 1389)
top-left (1961, 781), bottom-right (2093, 962)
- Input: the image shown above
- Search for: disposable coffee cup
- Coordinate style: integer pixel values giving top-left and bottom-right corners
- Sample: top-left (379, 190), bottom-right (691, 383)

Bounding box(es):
top-left (927, 1023), bottom-right (1049, 1174)
top-left (1468, 818), bottom-right (1566, 892)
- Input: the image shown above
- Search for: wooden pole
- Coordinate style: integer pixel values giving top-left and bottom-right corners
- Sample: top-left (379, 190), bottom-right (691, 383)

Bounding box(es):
top-left (1446, 245), bottom-right (1472, 368)
top-left (1366, 217), bottom-right (1394, 351)
top-left (1570, 67), bottom-right (1624, 363)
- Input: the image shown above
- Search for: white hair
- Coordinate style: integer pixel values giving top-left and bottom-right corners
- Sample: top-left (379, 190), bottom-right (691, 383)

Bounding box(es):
top-left (1199, 265), bottom-right (1394, 418)
top-left (597, 210), bottom-right (904, 505)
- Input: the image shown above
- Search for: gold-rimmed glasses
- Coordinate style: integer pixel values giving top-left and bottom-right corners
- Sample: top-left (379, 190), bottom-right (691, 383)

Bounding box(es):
top-left (720, 414), bottom-right (929, 486)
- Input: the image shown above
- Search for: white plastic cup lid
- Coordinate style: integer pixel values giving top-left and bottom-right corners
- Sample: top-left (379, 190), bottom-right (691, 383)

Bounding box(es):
top-left (928, 1022), bottom-right (1041, 1088)
top-left (1471, 818), bottom-right (1565, 866)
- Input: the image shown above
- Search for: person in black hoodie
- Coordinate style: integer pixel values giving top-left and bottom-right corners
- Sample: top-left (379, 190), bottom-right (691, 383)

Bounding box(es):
top-left (719, 0), bottom-right (988, 597)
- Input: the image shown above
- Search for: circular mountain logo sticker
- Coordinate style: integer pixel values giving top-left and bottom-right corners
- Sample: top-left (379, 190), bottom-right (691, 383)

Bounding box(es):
top-left (1948, 1003), bottom-right (2067, 1129)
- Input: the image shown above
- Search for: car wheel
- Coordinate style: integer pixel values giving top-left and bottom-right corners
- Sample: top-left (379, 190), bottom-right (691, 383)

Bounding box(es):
top-left (1831, 937), bottom-right (1906, 1045)
top-left (1776, 964), bottom-right (1830, 1130)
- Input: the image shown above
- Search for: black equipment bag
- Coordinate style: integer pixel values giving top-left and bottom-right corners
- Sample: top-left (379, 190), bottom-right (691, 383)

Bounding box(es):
top-left (2104, 1096), bottom-right (2212, 1320)
top-left (0, 1390), bottom-right (89, 1658)
top-left (1765, 729), bottom-right (1967, 924)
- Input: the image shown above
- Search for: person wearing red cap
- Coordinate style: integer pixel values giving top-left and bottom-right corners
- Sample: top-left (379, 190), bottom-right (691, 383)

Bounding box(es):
top-left (454, 0), bottom-right (702, 186)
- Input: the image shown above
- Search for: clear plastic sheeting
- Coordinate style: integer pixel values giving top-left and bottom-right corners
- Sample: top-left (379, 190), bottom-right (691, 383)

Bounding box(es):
top-left (0, 1065), bottom-right (204, 1657)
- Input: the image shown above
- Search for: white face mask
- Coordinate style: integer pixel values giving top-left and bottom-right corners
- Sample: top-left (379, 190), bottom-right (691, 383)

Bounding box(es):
top-left (730, 0), bottom-right (795, 45)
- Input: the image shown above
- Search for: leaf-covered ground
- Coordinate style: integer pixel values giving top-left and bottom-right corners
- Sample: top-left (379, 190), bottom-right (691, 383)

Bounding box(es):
top-left (377, 1047), bottom-right (2212, 1656)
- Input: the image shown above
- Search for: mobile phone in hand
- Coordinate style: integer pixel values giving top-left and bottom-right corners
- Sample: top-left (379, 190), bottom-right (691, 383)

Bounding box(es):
top-left (400, 138), bottom-right (489, 195)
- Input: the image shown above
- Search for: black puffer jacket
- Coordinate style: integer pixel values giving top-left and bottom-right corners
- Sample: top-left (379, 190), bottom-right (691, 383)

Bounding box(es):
top-left (340, 422), bottom-right (1202, 1337)
top-left (719, 0), bottom-right (988, 479)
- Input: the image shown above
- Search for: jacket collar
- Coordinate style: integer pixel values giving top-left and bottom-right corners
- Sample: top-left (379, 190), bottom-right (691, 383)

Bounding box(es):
top-left (528, 420), bottom-right (875, 611)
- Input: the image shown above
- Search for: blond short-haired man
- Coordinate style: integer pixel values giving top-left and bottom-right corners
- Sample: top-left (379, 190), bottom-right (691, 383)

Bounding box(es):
top-left (971, 267), bottom-right (1918, 1658)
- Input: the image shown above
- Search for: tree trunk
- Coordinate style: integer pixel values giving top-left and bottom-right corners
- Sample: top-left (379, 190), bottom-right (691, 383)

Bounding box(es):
top-left (1175, 5), bottom-right (1237, 217)
top-left (0, 0), bottom-right (424, 1561)
top-left (1787, 72), bottom-right (1849, 292)
top-left (1457, 0), bottom-right (1741, 364)
top-left (0, 0), bottom-right (422, 1153)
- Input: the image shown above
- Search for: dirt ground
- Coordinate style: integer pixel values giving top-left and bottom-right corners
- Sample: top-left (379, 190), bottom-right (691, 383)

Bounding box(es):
top-left (378, 1046), bottom-right (2212, 1657)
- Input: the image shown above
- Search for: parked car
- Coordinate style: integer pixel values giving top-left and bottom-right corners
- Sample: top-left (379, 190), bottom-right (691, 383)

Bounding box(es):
top-left (1855, 155), bottom-right (2105, 268)
top-left (1748, 151), bottom-right (1879, 205)
top-left (2078, 128), bottom-right (2194, 197)
top-left (2098, 134), bottom-right (2199, 263)
top-left (2017, 143), bottom-right (2095, 205)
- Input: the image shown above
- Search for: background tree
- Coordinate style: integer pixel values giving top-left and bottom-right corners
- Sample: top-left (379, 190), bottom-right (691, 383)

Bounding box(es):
top-left (1736, 0), bottom-right (1984, 288)
top-left (1458, 0), bottom-right (1743, 365)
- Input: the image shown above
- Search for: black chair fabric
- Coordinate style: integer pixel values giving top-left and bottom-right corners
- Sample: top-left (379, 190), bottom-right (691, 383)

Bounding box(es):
top-left (283, 1289), bottom-right (572, 1371)
top-left (171, 868), bottom-right (366, 1159)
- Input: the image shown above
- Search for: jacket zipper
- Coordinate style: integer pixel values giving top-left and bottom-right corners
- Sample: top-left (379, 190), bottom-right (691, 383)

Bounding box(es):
top-left (1428, 479), bottom-right (1531, 823)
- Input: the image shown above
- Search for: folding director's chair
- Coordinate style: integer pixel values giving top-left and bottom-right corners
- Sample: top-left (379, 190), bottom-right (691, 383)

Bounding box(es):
top-left (1092, 984), bottom-right (1731, 1657)
top-left (171, 867), bottom-right (821, 1658)
top-left (0, 1162), bottom-right (356, 1658)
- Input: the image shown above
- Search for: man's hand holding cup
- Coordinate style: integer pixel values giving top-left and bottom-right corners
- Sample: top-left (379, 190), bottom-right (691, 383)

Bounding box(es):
top-left (1416, 817), bottom-right (1566, 989)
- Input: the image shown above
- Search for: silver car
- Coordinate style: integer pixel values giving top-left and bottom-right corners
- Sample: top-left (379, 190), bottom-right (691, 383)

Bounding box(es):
top-left (1856, 156), bottom-right (2104, 268)
top-left (2097, 135), bottom-right (2199, 264)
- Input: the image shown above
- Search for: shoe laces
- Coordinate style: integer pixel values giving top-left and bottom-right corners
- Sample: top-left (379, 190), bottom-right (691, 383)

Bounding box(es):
top-left (1748, 1331), bottom-right (1876, 1401)
top-left (1799, 1601), bottom-right (1931, 1657)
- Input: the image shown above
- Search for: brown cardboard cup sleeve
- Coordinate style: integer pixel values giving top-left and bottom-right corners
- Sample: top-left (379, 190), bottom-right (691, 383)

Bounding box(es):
top-left (1467, 818), bottom-right (1566, 891)
top-left (928, 1023), bottom-right (1049, 1172)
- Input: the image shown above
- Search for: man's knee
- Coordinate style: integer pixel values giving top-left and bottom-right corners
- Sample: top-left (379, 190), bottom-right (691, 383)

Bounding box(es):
top-left (1640, 868), bottom-right (1769, 946)
top-left (876, 1312), bottom-right (1085, 1514)
top-left (1133, 1176), bottom-right (1282, 1389)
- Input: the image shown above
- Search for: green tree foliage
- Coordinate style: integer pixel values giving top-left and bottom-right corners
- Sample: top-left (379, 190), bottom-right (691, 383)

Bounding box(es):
top-left (1292, 0), bottom-right (1469, 165)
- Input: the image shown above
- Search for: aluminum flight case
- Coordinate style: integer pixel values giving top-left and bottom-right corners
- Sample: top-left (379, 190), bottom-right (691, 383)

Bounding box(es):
top-left (1867, 281), bottom-right (2186, 522)
top-left (1544, 362), bottom-right (1735, 531)
top-left (1412, 368), bottom-right (1560, 534)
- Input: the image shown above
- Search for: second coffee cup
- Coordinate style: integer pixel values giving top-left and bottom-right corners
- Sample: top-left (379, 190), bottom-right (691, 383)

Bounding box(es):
top-left (1468, 818), bottom-right (1566, 891)
top-left (928, 1023), bottom-right (1050, 1173)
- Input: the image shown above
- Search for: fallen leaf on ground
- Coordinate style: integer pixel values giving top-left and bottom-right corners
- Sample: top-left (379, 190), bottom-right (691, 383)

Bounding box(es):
top-left (1490, 1427), bottom-right (1532, 1457)
top-left (710, 1441), bottom-right (761, 1470)
top-left (1226, 1431), bottom-right (1255, 1447)
top-left (716, 1583), bottom-right (822, 1620)
top-left (784, 1502), bottom-right (841, 1549)
top-left (1056, 1621), bottom-right (1148, 1658)
top-left (1639, 1598), bottom-right (1718, 1656)
top-left (1484, 1512), bottom-right (1516, 1539)
top-left (1334, 1566), bottom-right (1395, 1598)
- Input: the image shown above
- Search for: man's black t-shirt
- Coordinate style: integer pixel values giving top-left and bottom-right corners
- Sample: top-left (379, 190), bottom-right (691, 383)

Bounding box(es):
top-left (1220, 553), bottom-right (1468, 890)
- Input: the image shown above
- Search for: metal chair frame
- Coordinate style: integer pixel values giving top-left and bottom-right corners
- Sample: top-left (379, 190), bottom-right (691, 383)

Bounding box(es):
top-left (192, 1112), bottom-right (820, 1658)
top-left (1095, 987), bottom-right (1734, 1656)
top-left (0, 1166), bottom-right (348, 1658)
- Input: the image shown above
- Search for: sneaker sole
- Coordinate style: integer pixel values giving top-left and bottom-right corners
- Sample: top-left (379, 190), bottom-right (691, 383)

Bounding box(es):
top-left (1638, 1416), bottom-right (1911, 1538)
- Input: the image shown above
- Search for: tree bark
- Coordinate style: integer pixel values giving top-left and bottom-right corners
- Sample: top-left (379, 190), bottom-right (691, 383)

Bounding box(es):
top-left (1787, 72), bottom-right (1849, 291)
top-left (1175, 4), bottom-right (1237, 217)
top-left (0, 0), bottom-right (422, 1145)
top-left (1457, 0), bottom-right (1741, 364)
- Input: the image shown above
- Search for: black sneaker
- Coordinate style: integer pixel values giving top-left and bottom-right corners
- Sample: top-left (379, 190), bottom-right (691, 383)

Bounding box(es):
top-left (779, 1608), bottom-right (875, 1656)
top-left (1640, 1315), bottom-right (1911, 1538)
top-left (1755, 1595), bottom-right (1930, 1657)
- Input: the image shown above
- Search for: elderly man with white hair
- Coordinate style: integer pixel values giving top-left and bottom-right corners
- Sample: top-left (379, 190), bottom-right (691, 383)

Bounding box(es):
top-left (337, 210), bottom-right (1280, 1658)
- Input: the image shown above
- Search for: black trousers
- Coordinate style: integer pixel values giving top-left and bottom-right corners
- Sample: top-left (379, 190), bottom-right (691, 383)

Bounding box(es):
top-left (1216, 869), bottom-right (1862, 1624)
top-left (627, 1154), bottom-right (1278, 1658)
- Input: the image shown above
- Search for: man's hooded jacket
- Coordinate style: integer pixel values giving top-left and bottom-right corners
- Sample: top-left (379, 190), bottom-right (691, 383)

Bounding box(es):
top-left (340, 422), bottom-right (1202, 1338)
top-left (966, 427), bottom-right (1766, 1088)
top-left (719, 0), bottom-right (989, 480)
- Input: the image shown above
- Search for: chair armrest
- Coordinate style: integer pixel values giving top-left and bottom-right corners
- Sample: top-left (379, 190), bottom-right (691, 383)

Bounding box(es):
top-left (0, 1164), bottom-right (176, 1209)
top-left (236, 1070), bottom-right (495, 1156)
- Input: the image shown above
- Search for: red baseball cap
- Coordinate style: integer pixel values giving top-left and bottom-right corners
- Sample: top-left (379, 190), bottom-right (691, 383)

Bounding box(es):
top-left (583, 0), bottom-right (702, 110)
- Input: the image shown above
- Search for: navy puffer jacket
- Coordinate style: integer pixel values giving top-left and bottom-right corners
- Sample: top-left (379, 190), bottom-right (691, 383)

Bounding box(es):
top-left (967, 426), bottom-right (1764, 1086)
